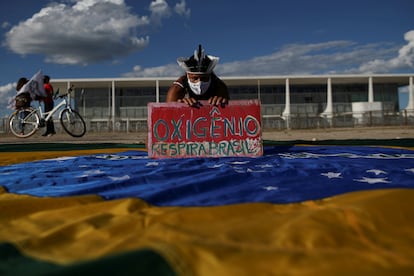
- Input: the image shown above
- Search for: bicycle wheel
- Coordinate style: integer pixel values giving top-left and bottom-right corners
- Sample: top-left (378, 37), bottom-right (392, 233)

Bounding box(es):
top-left (9, 108), bottom-right (40, 138)
top-left (60, 108), bottom-right (86, 137)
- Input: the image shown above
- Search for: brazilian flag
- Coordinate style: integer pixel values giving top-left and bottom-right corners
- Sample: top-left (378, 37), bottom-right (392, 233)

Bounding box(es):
top-left (1, 140), bottom-right (414, 275)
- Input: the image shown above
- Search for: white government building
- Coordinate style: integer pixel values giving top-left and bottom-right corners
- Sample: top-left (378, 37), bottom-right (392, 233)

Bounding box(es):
top-left (51, 74), bottom-right (414, 131)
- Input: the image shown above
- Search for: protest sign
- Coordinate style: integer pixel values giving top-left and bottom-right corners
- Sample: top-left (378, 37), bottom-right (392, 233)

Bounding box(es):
top-left (148, 100), bottom-right (262, 158)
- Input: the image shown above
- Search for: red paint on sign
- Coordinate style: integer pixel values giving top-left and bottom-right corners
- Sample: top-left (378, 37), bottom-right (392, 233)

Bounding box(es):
top-left (147, 100), bottom-right (263, 158)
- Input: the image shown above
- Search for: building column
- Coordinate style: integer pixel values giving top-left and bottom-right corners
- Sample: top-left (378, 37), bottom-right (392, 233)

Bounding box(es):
top-left (66, 81), bottom-right (72, 102)
top-left (282, 78), bottom-right (291, 128)
top-left (111, 80), bottom-right (116, 131)
top-left (155, 79), bottom-right (160, 103)
top-left (368, 76), bottom-right (374, 102)
top-left (405, 76), bottom-right (414, 115)
top-left (321, 77), bottom-right (333, 119)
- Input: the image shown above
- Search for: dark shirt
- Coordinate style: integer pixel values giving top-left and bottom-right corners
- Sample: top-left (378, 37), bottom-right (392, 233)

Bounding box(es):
top-left (173, 73), bottom-right (229, 101)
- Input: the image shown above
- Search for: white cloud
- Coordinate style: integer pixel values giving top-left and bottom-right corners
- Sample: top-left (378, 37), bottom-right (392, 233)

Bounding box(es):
top-left (1, 21), bottom-right (11, 29)
top-left (216, 40), bottom-right (402, 76)
top-left (357, 30), bottom-right (414, 73)
top-left (122, 64), bottom-right (181, 78)
top-left (0, 82), bottom-right (16, 113)
top-left (4, 0), bottom-right (188, 65)
top-left (174, 0), bottom-right (190, 18)
top-left (72, 0), bottom-right (125, 11)
top-left (0, 83), bottom-right (15, 94)
top-left (149, 0), bottom-right (171, 25)
top-left (123, 30), bottom-right (414, 77)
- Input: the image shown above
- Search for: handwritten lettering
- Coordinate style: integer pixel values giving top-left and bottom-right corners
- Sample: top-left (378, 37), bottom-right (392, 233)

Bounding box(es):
top-left (148, 100), bottom-right (263, 158)
top-left (151, 139), bottom-right (262, 158)
top-left (152, 115), bottom-right (260, 141)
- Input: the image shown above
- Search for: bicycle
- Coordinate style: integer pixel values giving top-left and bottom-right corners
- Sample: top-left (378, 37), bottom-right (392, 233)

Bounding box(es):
top-left (9, 85), bottom-right (86, 138)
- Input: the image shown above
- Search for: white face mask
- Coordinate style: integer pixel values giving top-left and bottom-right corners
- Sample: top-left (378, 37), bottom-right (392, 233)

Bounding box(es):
top-left (188, 79), bottom-right (211, 95)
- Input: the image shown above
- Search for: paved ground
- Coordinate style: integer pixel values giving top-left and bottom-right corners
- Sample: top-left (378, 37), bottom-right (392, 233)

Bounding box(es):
top-left (1, 126), bottom-right (413, 144)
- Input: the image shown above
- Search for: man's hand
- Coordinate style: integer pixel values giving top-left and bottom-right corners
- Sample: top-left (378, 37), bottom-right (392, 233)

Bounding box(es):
top-left (178, 97), bottom-right (200, 107)
top-left (208, 96), bottom-right (228, 106)
top-left (178, 96), bottom-right (228, 107)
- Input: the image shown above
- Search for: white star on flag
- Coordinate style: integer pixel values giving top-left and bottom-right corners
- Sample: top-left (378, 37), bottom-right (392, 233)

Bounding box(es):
top-left (146, 162), bottom-right (159, 167)
top-left (354, 177), bottom-right (391, 184)
top-left (321, 172), bottom-right (342, 179)
top-left (366, 169), bottom-right (387, 175)
top-left (262, 186), bottom-right (279, 191)
top-left (209, 164), bottom-right (225, 168)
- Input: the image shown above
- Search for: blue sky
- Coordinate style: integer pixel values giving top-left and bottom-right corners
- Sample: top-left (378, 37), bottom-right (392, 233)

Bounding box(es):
top-left (0, 0), bottom-right (413, 112)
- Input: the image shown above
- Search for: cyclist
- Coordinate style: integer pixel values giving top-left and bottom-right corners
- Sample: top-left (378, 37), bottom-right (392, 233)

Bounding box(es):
top-left (166, 45), bottom-right (229, 107)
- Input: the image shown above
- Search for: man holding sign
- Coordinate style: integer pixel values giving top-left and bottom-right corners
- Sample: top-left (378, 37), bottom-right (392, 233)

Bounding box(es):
top-left (166, 45), bottom-right (229, 106)
top-left (150, 45), bottom-right (262, 158)
top-left (148, 100), bottom-right (263, 158)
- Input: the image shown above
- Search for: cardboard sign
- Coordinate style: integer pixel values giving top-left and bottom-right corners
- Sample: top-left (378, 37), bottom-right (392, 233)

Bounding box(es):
top-left (147, 99), bottom-right (263, 158)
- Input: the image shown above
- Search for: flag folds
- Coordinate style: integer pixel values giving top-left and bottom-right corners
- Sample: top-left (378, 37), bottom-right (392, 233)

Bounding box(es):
top-left (1, 142), bottom-right (414, 275)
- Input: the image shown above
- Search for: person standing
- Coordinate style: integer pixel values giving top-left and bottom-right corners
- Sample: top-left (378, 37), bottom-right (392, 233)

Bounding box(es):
top-left (42, 75), bottom-right (56, 136)
top-left (15, 77), bottom-right (31, 109)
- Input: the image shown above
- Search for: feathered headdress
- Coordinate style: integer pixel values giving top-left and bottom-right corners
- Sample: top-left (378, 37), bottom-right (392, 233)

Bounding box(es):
top-left (177, 44), bottom-right (219, 74)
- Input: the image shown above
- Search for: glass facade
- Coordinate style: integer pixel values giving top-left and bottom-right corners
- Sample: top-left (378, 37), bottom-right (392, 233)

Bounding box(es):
top-left (52, 74), bottom-right (411, 131)
top-left (68, 76), bottom-right (406, 123)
